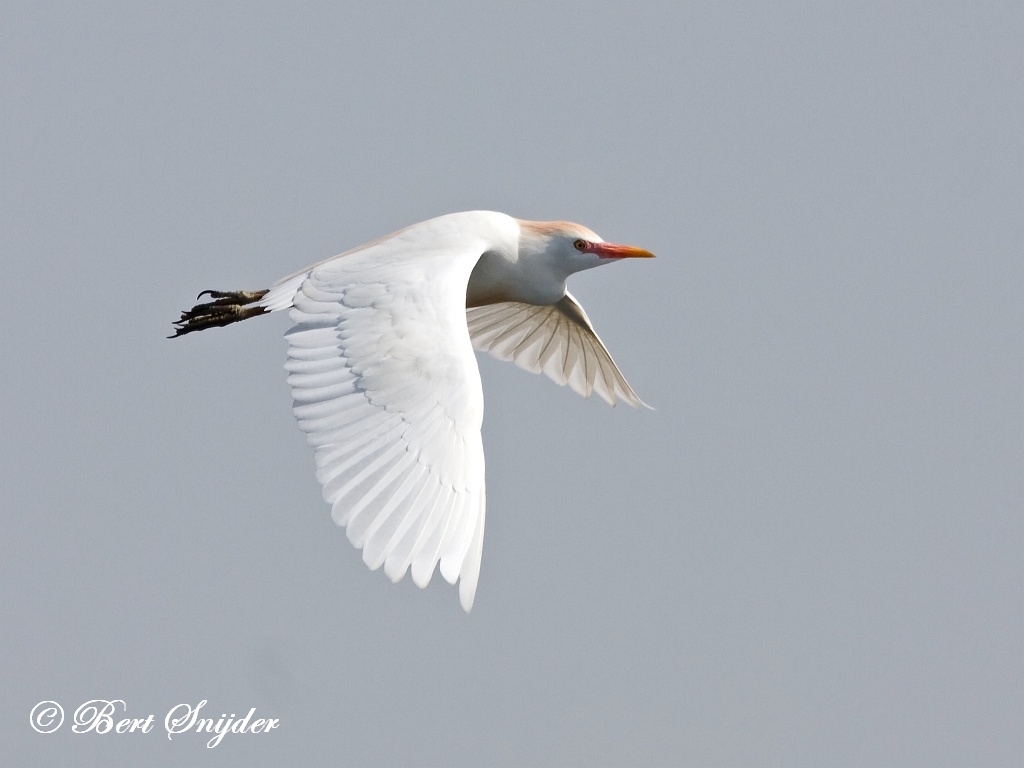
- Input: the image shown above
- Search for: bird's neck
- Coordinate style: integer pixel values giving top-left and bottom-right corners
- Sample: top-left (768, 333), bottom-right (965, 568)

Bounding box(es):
top-left (466, 236), bottom-right (568, 308)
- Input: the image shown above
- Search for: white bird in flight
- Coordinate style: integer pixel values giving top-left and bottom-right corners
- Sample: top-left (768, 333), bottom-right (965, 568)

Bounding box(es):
top-left (172, 211), bottom-right (653, 611)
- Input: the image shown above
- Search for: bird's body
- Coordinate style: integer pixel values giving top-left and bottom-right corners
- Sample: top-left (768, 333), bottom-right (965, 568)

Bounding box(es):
top-left (173, 211), bottom-right (652, 611)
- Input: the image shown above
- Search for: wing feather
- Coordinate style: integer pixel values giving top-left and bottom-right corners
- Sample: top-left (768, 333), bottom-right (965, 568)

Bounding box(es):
top-left (383, 477), bottom-right (446, 583)
top-left (466, 292), bottom-right (647, 408)
top-left (358, 462), bottom-right (430, 559)
top-left (410, 485), bottom-right (455, 588)
top-left (412, 486), bottom-right (461, 587)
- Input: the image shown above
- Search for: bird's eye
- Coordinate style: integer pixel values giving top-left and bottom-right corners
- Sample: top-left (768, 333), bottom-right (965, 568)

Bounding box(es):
top-left (573, 239), bottom-right (588, 252)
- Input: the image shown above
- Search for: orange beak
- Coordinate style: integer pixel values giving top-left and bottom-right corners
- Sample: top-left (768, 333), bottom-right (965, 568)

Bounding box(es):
top-left (591, 242), bottom-right (656, 260)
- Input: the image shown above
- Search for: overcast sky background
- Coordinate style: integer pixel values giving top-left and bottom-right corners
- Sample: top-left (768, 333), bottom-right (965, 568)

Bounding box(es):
top-left (2, 2), bottom-right (1021, 765)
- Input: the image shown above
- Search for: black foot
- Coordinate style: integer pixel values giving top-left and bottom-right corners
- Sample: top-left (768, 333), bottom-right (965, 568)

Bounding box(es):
top-left (170, 289), bottom-right (269, 338)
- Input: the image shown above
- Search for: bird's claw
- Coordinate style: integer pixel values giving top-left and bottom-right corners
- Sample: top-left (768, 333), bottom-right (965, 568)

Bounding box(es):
top-left (195, 289), bottom-right (265, 304)
top-left (170, 289), bottom-right (269, 338)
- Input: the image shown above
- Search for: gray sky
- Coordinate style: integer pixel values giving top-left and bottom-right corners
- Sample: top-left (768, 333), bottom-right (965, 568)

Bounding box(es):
top-left (2, 2), bottom-right (1021, 765)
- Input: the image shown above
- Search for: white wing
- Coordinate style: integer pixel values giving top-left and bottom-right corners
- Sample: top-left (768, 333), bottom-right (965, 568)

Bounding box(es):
top-left (282, 223), bottom-right (489, 612)
top-left (466, 293), bottom-right (647, 408)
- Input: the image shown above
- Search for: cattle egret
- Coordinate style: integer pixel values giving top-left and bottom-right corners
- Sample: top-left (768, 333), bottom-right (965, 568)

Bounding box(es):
top-left (172, 211), bottom-right (653, 611)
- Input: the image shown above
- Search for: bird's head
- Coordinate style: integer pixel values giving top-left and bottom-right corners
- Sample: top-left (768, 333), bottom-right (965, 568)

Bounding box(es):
top-left (518, 219), bottom-right (655, 278)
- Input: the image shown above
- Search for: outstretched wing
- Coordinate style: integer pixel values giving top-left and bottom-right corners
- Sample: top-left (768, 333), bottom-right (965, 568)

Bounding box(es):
top-left (466, 293), bottom-right (647, 407)
top-left (283, 225), bottom-right (488, 612)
